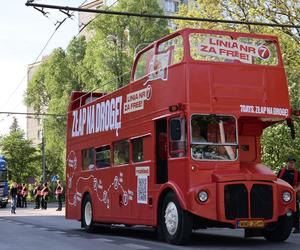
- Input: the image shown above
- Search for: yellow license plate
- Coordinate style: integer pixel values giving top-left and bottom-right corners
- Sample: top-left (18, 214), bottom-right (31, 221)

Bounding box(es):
top-left (237, 220), bottom-right (264, 228)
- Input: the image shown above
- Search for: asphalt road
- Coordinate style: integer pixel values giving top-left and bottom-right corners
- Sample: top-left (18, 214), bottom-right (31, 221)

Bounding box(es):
top-left (0, 203), bottom-right (300, 250)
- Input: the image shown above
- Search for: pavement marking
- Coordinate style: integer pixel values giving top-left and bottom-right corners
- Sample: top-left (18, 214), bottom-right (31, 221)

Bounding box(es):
top-left (120, 243), bottom-right (150, 249)
top-left (24, 224), bottom-right (36, 228)
top-left (93, 238), bottom-right (114, 242)
top-left (53, 230), bottom-right (67, 234)
top-left (35, 227), bottom-right (49, 231)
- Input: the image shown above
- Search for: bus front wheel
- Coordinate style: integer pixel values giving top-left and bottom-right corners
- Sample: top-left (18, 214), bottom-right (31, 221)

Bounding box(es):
top-left (82, 194), bottom-right (95, 232)
top-left (160, 192), bottom-right (192, 245)
top-left (263, 214), bottom-right (293, 242)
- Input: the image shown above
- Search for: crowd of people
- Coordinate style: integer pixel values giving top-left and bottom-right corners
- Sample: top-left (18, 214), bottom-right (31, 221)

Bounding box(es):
top-left (9, 180), bottom-right (63, 214)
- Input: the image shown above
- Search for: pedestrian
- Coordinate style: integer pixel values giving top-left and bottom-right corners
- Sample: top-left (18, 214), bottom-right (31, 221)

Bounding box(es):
top-left (41, 182), bottom-right (50, 209)
top-left (16, 183), bottom-right (22, 207)
top-left (33, 182), bottom-right (42, 209)
top-left (21, 183), bottom-right (28, 208)
top-left (10, 182), bottom-right (18, 214)
top-left (277, 156), bottom-right (300, 233)
top-left (55, 180), bottom-right (63, 211)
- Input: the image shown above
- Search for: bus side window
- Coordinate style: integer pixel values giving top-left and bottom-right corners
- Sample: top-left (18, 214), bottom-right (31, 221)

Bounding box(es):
top-left (113, 140), bottom-right (130, 165)
top-left (95, 145), bottom-right (111, 168)
top-left (132, 138), bottom-right (144, 163)
top-left (82, 148), bottom-right (95, 170)
top-left (169, 118), bottom-right (187, 158)
top-left (134, 47), bottom-right (154, 81)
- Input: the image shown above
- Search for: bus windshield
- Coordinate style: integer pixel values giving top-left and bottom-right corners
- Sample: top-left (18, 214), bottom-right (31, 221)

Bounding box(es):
top-left (191, 115), bottom-right (238, 161)
top-left (0, 170), bottom-right (7, 182)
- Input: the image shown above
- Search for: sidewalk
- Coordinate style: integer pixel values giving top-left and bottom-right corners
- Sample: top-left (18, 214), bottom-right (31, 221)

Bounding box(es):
top-left (0, 202), bottom-right (65, 217)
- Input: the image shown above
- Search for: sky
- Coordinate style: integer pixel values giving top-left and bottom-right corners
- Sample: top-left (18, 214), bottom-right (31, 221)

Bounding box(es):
top-left (0, 0), bottom-right (91, 137)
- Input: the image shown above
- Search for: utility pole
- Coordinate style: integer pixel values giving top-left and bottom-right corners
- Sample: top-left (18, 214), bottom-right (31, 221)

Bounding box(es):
top-left (42, 133), bottom-right (46, 184)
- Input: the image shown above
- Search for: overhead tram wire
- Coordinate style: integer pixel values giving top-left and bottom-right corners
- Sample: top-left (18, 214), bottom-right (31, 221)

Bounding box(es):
top-left (25, 1), bottom-right (300, 29)
top-left (77, 0), bottom-right (119, 36)
top-left (0, 0), bottom-right (88, 113)
top-left (0, 1), bottom-right (119, 119)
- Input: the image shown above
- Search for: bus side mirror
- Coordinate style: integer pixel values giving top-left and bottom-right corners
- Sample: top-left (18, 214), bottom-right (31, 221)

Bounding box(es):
top-left (170, 119), bottom-right (181, 140)
top-left (286, 118), bottom-right (295, 140)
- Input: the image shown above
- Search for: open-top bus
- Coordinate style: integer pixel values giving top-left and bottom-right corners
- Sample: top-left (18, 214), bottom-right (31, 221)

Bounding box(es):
top-left (66, 28), bottom-right (296, 244)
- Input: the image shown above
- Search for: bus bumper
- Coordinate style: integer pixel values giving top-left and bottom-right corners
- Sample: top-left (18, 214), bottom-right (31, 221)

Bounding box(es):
top-left (188, 181), bottom-right (296, 228)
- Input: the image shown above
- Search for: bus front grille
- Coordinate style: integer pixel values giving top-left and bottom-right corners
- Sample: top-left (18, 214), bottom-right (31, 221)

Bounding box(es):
top-left (250, 184), bottom-right (273, 219)
top-left (224, 184), bottom-right (273, 220)
top-left (225, 184), bottom-right (248, 220)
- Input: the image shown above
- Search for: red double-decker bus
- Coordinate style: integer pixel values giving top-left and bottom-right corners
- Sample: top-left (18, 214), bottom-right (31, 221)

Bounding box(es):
top-left (66, 28), bottom-right (296, 244)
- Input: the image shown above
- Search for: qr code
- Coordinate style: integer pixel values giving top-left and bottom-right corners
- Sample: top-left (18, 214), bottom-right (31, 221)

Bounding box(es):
top-left (137, 176), bottom-right (147, 204)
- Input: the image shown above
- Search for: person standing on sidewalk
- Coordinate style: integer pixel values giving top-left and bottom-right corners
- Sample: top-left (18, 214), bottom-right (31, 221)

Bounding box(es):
top-left (33, 182), bottom-right (42, 209)
top-left (277, 157), bottom-right (300, 233)
top-left (10, 182), bottom-right (18, 214)
top-left (55, 180), bottom-right (63, 211)
top-left (21, 183), bottom-right (28, 208)
top-left (41, 182), bottom-right (50, 209)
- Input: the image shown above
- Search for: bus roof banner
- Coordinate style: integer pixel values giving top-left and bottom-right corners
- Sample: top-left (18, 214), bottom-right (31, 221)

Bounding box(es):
top-left (196, 36), bottom-right (274, 64)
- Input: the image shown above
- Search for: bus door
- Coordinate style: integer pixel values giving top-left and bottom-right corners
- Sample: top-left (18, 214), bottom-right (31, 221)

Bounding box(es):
top-left (155, 118), bottom-right (168, 184)
top-left (110, 140), bottom-right (132, 221)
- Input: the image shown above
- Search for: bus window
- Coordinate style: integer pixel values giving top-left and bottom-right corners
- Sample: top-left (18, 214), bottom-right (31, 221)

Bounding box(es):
top-left (237, 37), bottom-right (278, 65)
top-left (189, 33), bottom-right (278, 65)
top-left (132, 138), bottom-right (144, 163)
top-left (191, 115), bottom-right (238, 161)
top-left (169, 117), bottom-right (187, 158)
top-left (0, 169), bottom-right (7, 182)
top-left (95, 145), bottom-right (111, 168)
top-left (157, 35), bottom-right (184, 65)
top-left (189, 33), bottom-right (232, 62)
top-left (134, 47), bottom-right (154, 81)
top-left (82, 148), bottom-right (95, 170)
top-left (113, 140), bottom-right (129, 165)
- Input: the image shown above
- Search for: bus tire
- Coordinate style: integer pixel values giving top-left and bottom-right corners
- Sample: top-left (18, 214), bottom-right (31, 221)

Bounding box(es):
top-left (263, 214), bottom-right (293, 242)
top-left (160, 192), bottom-right (192, 245)
top-left (82, 194), bottom-right (95, 232)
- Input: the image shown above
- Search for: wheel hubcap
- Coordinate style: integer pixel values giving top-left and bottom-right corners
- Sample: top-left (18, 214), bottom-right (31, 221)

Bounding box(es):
top-left (85, 201), bottom-right (92, 226)
top-left (164, 202), bottom-right (178, 235)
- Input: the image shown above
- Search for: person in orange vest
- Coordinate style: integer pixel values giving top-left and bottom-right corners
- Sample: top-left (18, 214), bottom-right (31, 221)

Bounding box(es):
top-left (33, 182), bottom-right (42, 209)
top-left (55, 180), bottom-right (63, 211)
top-left (41, 182), bottom-right (50, 209)
top-left (277, 156), bottom-right (300, 233)
top-left (21, 183), bottom-right (28, 208)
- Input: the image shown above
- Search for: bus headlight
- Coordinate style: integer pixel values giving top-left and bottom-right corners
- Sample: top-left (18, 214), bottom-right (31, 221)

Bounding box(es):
top-left (282, 191), bottom-right (292, 202)
top-left (198, 190), bottom-right (208, 202)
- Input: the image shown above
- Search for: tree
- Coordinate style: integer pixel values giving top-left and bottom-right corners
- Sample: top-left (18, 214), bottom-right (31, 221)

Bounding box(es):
top-left (83, 0), bottom-right (169, 90)
top-left (25, 0), bottom-right (169, 179)
top-left (176, 0), bottom-right (300, 170)
top-left (0, 118), bottom-right (40, 183)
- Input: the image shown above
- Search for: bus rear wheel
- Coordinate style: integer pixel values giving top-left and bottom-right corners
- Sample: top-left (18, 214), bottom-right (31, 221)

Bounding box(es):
top-left (82, 194), bottom-right (95, 232)
top-left (263, 214), bottom-right (293, 242)
top-left (160, 192), bottom-right (192, 245)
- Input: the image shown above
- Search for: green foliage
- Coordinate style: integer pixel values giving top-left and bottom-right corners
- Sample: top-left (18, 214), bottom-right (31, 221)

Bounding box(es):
top-left (25, 0), bottom-right (168, 180)
top-left (176, 0), bottom-right (300, 171)
top-left (84, 0), bottom-right (168, 90)
top-left (0, 118), bottom-right (40, 183)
